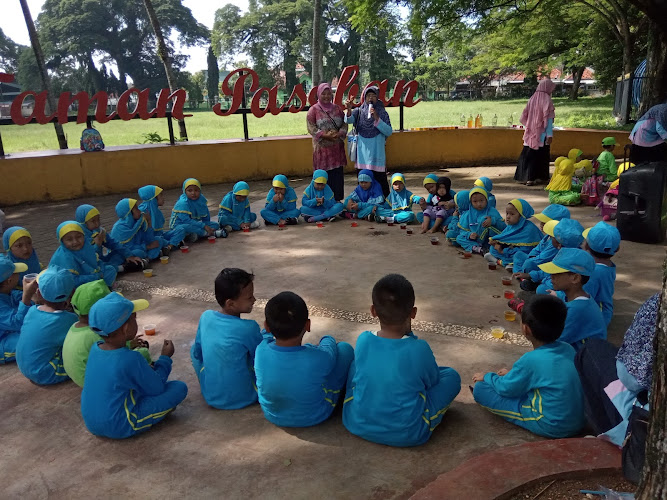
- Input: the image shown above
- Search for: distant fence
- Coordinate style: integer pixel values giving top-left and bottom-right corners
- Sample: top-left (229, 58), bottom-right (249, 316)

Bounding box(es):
top-left (614, 65), bottom-right (650, 123)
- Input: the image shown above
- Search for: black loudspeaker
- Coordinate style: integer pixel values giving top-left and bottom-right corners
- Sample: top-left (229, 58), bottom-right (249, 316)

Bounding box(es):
top-left (617, 162), bottom-right (667, 243)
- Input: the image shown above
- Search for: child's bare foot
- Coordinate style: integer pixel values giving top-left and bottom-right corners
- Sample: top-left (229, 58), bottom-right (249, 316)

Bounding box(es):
top-left (420, 226), bottom-right (428, 234)
top-left (427, 227), bottom-right (438, 233)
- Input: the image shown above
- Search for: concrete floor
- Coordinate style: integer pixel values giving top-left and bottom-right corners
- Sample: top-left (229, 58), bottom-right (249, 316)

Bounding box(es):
top-left (1, 166), bottom-right (664, 498)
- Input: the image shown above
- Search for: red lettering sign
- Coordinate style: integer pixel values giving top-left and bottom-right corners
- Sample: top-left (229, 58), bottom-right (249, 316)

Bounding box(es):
top-left (4, 66), bottom-right (419, 125)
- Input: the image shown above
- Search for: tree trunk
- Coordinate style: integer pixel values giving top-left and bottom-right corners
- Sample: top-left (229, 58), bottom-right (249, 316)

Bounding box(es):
top-left (636, 257), bottom-right (667, 500)
top-left (569, 66), bottom-right (585, 100)
top-left (142, 0), bottom-right (187, 140)
top-left (639, 22), bottom-right (667, 116)
top-left (311, 0), bottom-right (323, 85)
top-left (86, 52), bottom-right (104, 93)
top-left (19, 0), bottom-right (68, 149)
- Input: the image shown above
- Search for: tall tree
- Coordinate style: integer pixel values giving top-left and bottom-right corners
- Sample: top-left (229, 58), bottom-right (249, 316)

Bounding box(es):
top-left (312, 0), bottom-right (324, 84)
top-left (0, 28), bottom-right (24, 73)
top-left (19, 0), bottom-right (67, 149)
top-left (207, 46), bottom-right (220, 106)
top-left (143, 0), bottom-right (188, 140)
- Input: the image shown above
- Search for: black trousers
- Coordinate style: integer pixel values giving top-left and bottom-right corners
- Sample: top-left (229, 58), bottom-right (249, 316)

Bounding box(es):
top-left (628, 142), bottom-right (667, 165)
top-left (372, 170), bottom-right (390, 197)
top-left (326, 166), bottom-right (345, 202)
top-left (574, 338), bottom-right (623, 435)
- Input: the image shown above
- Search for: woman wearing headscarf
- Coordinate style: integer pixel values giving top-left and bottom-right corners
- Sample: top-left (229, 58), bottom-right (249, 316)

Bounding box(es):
top-left (514, 79), bottom-right (556, 186)
top-left (306, 83), bottom-right (348, 202)
top-left (345, 86), bottom-right (393, 197)
top-left (629, 103), bottom-right (667, 164)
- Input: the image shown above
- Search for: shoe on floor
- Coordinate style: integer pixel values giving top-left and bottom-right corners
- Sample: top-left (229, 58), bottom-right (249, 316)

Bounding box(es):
top-left (344, 212), bottom-right (355, 220)
top-left (214, 228), bottom-right (228, 238)
top-left (250, 221), bottom-right (260, 229)
top-left (483, 252), bottom-right (497, 263)
top-left (122, 260), bottom-right (144, 273)
top-left (185, 233), bottom-right (198, 243)
top-left (223, 225), bottom-right (233, 233)
top-left (161, 246), bottom-right (172, 258)
top-left (286, 217), bottom-right (298, 225)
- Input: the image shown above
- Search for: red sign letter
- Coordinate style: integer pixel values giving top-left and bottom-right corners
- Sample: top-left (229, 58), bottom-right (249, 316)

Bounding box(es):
top-left (284, 84), bottom-right (308, 113)
top-left (154, 88), bottom-right (190, 119)
top-left (10, 91), bottom-right (57, 125)
top-left (388, 80), bottom-right (421, 107)
top-left (116, 88), bottom-right (155, 120)
top-left (333, 66), bottom-right (360, 108)
top-left (214, 68), bottom-right (260, 117)
top-left (57, 91), bottom-right (116, 124)
top-left (250, 87), bottom-right (285, 118)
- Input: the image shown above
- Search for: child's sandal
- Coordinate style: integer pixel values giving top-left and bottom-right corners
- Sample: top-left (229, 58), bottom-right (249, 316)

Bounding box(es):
top-left (508, 298), bottom-right (524, 312)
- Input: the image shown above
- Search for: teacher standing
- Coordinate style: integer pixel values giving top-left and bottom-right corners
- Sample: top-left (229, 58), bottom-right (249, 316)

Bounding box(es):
top-left (306, 83), bottom-right (348, 202)
top-left (345, 87), bottom-right (393, 197)
top-left (514, 79), bottom-right (556, 186)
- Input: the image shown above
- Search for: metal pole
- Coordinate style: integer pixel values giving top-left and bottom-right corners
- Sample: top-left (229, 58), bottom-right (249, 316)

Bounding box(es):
top-left (0, 130), bottom-right (5, 157)
top-left (86, 116), bottom-right (93, 129)
top-left (240, 70), bottom-right (250, 141)
top-left (167, 113), bottom-right (175, 145)
top-left (399, 100), bottom-right (404, 132)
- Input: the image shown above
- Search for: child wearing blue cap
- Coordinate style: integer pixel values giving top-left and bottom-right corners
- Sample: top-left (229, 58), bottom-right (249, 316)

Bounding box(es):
top-left (261, 175), bottom-right (300, 226)
top-left (81, 292), bottom-right (187, 439)
top-left (343, 274), bottom-right (461, 447)
top-left (16, 268), bottom-right (78, 384)
top-left (191, 268), bottom-right (270, 409)
top-left (538, 248), bottom-right (607, 350)
top-left (512, 205), bottom-right (571, 274)
top-left (582, 222), bottom-right (620, 326)
top-left (472, 295), bottom-right (585, 438)
top-left (300, 170), bottom-right (345, 223)
top-left (0, 255), bottom-right (38, 364)
top-left (3, 226), bottom-right (43, 289)
top-left (486, 199), bottom-right (543, 270)
top-left (254, 291), bottom-right (354, 427)
top-left (218, 181), bottom-right (260, 232)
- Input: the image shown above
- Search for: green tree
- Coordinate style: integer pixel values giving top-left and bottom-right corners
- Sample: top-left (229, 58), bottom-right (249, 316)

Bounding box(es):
top-left (207, 45), bottom-right (220, 105)
top-left (0, 28), bottom-right (24, 73)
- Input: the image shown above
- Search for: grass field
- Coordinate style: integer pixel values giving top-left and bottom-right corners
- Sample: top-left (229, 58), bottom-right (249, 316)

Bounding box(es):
top-left (0, 95), bottom-right (625, 154)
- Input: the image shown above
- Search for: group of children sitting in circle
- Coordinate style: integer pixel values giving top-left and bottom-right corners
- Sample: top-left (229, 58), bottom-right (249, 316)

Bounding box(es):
top-left (0, 165), bottom-right (621, 445)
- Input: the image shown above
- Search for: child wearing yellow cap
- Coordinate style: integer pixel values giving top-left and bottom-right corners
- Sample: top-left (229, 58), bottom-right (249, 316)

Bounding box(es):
top-left (3, 226), bottom-right (43, 289)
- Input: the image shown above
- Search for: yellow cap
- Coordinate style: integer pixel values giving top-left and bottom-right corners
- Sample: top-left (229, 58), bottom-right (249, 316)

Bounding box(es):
top-left (543, 220), bottom-right (559, 237)
top-left (14, 262), bottom-right (28, 273)
top-left (84, 207), bottom-right (100, 222)
top-left (131, 299), bottom-right (150, 312)
top-left (538, 261), bottom-right (569, 274)
top-left (8, 229), bottom-right (31, 248)
top-left (534, 212), bottom-right (552, 223)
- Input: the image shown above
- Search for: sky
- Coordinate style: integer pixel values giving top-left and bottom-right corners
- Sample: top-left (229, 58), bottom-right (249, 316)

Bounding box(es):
top-left (0, 0), bottom-right (249, 74)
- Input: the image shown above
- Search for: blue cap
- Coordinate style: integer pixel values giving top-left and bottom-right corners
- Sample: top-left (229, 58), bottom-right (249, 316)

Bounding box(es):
top-left (0, 254), bottom-right (28, 282)
top-left (89, 292), bottom-right (149, 336)
top-left (552, 219), bottom-right (584, 248)
top-left (534, 204), bottom-right (571, 223)
top-left (538, 248), bottom-right (596, 276)
top-left (36, 267), bottom-right (75, 303)
top-left (583, 222), bottom-right (620, 255)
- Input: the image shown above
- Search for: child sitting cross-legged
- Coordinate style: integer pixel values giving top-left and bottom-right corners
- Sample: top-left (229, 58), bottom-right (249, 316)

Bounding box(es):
top-left (16, 268), bottom-right (78, 385)
top-left (191, 268), bottom-right (269, 409)
top-left (473, 177), bottom-right (496, 207)
top-left (254, 291), bottom-right (354, 427)
top-left (170, 178), bottom-right (225, 242)
top-left (512, 205), bottom-right (571, 274)
top-left (62, 279), bottom-right (151, 388)
top-left (343, 169), bottom-right (386, 221)
top-left (261, 175), bottom-right (301, 226)
top-left (300, 170), bottom-right (345, 223)
top-left (138, 185), bottom-right (187, 252)
top-left (111, 199), bottom-right (164, 261)
top-left (81, 292), bottom-right (187, 438)
top-left (472, 294), bottom-right (585, 438)
top-left (343, 274), bottom-right (461, 447)
top-left (375, 173), bottom-right (420, 224)
top-left (218, 181), bottom-right (260, 233)
top-left (455, 187), bottom-right (506, 254)
top-left (417, 176), bottom-right (456, 234)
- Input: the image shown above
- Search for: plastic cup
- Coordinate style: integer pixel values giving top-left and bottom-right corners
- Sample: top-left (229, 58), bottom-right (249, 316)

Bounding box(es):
top-left (143, 269), bottom-right (153, 278)
top-left (278, 222), bottom-right (286, 230)
top-left (24, 273), bottom-right (38, 283)
top-left (208, 236), bottom-right (216, 243)
top-left (504, 289), bottom-right (515, 300)
top-left (502, 277), bottom-right (512, 286)
top-left (463, 251), bottom-right (472, 259)
top-left (430, 237), bottom-right (439, 245)
top-left (243, 228), bottom-right (250, 233)
top-left (387, 217), bottom-right (394, 226)
top-left (406, 228), bottom-right (413, 235)
top-left (400, 224), bottom-right (406, 230)
top-left (351, 221), bottom-right (358, 227)
top-left (180, 245), bottom-right (189, 253)
top-left (504, 310), bottom-right (516, 321)
top-left (488, 262), bottom-right (497, 270)
top-left (143, 324), bottom-right (156, 336)
top-left (316, 222), bottom-right (324, 228)
top-left (160, 256), bottom-right (169, 265)
top-left (491, 327), bottom-right (505, 339)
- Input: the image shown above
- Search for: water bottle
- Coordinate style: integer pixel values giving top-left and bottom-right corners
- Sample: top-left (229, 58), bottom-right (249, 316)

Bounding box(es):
top-left (492, 114), bottom-right (498, 127)
top-left (460, 113), bottom-right (466, 126)
top-left (467, 114), bottom-right (473, 128)
top-left (508, 113), bottom-right (514, 127)
top-left (479, 114), bottom-right (483, 127)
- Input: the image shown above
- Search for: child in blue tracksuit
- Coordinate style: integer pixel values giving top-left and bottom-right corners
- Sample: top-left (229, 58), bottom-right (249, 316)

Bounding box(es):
top-left (455, 187), bottom-right (505, 253)
top-left (261, 175), bottom-right (301, 225)
top-left (343, 274), bottom-right (461, 447)
top-left (111, 198), bottom-right (164, 261)
top-left (218, 181), bottom-right (260, 232)
top-left (343, 169), bottom-right (386, 221)
top-left (539, 248), bottom-right (607, 350)
top-left (75, 204), bottom-right (145, 273)
top-left (473, 294), bottom-right (585, 438)
top-left (49, 221), bottom-right (117, 288)
top-left (582, 222), bottom-right (620, 326)
top-left (81, 292), bottom-right (187, 438)
top-left (0, 255), bottom-right (37, 364)
top-left (446, 190), bottom-right (469, 243)
top-left (375, 173), bottom-right (420, 224)
top-left (191, 268), bottom-right (268, 409)
top-left (16, 268), bottom-right (78, 384)
top-left (473, 177), bottom-right (497, 208)
top-left (512, 205), bottom-right (571, 274)
top-left (3, 226), bottom-right (42, 289)
top-left (300, 170), bottom-right (345, 223)
top-left (138, 185), bottom-right (187, 249)
top-left (486, 199), bottom-right (543, 269)
top-left (255, 291), bottom-right (354, 427)
top-left (170, 178), bottom-right (224, 242)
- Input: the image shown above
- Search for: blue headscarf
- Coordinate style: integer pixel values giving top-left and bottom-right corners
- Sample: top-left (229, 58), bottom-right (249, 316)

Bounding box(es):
top-left (491, 199), bottom-right (543, 246)
top-left (266, 175), bottom-right (298, 204)
top-left (352, 86), bottom-right (391, 139)
top-left (459, 187), bottom-right (502, 236)
top-left (220, 181), bottom-right (251, 218)
top-left (2, 226), bottom-right (40, 284)
top-left (474, 177), bottom-right (496, 208)
top-left (354, 169), bottom-right (384, 203)
top-left (49, 221), bottom-right (102, 276)
top-left (75, 204), bottom-right (103, 246)
top-left (387, 173), bottom-right (415, 210)
top-left (110, 199), bottom-right (147, 245)
top-left (454, 190), bottom-right (470, 213)
top-left (138, 185), bottom-right (166, 232)
top-left (304, 169), bottom-right (335, 202)
top-left (171, 178), bottom-right (211, 225)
